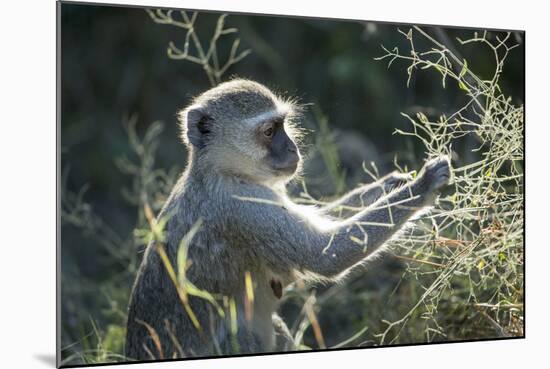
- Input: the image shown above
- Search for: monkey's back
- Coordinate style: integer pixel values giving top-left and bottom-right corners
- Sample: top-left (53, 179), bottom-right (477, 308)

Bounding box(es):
top-left (125, 175), bottom-right (282, 360)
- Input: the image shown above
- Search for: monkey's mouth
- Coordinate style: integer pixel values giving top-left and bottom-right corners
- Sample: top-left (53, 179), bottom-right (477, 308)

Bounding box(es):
top-left (274, 164), bottom-right (297, 175)
top-left (271, 155), bottom-right (299, 174)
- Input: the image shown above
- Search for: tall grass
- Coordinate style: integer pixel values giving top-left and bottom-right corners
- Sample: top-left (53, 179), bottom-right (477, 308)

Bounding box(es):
top-left (60, 116), bottom-right (178, 365)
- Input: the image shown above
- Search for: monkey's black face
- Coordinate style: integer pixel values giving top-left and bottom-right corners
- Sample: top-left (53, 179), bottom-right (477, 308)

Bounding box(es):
top-left (258, 116), bottom-right (300, 176)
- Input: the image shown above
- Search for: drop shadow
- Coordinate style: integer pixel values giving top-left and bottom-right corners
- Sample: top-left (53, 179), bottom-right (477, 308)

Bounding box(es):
top-left (34, 353), bottom-right (57, 367)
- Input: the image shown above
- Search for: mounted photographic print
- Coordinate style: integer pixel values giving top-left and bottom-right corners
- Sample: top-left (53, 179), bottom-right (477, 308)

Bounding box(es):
top-left (57, 1), bottom-right (525, 366)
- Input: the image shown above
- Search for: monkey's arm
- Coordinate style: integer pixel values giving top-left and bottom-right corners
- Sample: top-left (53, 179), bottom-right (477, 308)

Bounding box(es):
top-left (230, 157), bottom-right (450, 278)
top-left (319, 172), bottom-right (412, 215)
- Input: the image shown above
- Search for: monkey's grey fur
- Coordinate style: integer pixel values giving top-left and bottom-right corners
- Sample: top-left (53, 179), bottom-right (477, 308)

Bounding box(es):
top-left (125, 79), bottom-right (452, 360)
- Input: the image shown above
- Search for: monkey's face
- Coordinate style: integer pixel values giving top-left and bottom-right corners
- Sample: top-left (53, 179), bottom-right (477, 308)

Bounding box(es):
top-left (255, 114), bottom-right (301, 179)
top-left (180, 79), bottom-right (303, 185)
top-left (214, 110), bottom-right (302, 185)
top-left (205, 109), bottom-right (302, 185)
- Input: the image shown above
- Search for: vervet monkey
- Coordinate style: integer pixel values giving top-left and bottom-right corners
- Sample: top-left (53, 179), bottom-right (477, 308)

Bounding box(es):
top-left (125, 79), bottom-right (452, 360)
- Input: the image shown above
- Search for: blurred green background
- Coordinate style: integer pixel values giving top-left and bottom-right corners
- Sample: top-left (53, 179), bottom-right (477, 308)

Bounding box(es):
top-left (60, 2), bottom-right (524, 364)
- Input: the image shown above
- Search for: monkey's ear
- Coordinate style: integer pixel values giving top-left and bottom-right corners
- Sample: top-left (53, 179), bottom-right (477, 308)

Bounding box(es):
top-left (179, 107), bottom-right (212, 148)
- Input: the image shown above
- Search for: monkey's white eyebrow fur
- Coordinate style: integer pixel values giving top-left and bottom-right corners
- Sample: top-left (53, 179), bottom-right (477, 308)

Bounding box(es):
top-left (243, 107), bottom-right (290, 126)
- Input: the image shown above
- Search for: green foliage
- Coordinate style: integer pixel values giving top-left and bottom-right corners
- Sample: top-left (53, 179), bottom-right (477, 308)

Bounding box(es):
top-left (102, 325), bottom-right (126, 355)
top-left (372, 27), bottom-right (523, 343)
top-left (313, 106), bottom-right (347, 196)
top-left (146, 9), bottom-right (251, 86)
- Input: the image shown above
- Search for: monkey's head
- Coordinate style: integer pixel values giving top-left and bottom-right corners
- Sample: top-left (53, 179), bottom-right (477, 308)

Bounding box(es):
top-left (178, 79), bottom-right (303, 185)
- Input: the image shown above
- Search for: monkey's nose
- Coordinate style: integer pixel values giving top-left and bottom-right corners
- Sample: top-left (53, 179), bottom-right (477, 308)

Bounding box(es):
top-left (287, 151), bottom-right (299, 165)
top-left (286, 154), bottom-right (300, 173)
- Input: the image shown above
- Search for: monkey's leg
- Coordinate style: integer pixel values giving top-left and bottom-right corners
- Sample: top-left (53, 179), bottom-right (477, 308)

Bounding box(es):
top-left (319, 171), bottom-right (412, 215)
top-left (272, 314), bottom-right (295, 351)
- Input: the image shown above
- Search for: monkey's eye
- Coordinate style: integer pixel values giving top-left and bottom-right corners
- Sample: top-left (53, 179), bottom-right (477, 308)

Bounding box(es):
top-left (263, 125), bottom-right (274, 138)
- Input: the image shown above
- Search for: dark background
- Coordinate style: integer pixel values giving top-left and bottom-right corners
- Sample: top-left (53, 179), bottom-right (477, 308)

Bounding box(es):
top-left (60, 1), bottom-right (524, 363)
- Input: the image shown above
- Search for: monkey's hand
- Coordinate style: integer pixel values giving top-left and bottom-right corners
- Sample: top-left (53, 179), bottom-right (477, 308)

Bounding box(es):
top-left (417, 156), bottom-right (452, 194)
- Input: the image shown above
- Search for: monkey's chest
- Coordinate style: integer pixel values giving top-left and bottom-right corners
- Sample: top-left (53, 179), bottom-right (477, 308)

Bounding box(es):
top-left (190, 238), bottom-right (288, 301)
